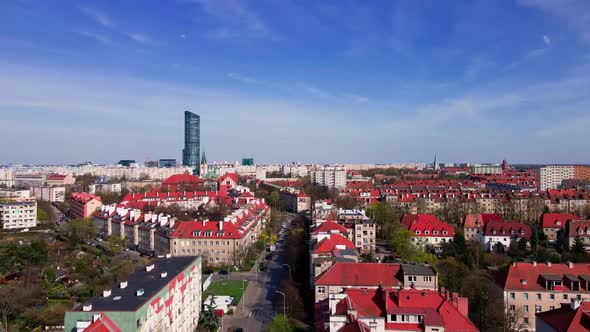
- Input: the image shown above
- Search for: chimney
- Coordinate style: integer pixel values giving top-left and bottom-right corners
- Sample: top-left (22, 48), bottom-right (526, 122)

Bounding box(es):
top-left (165, 253), bottom-right (171, 259)
top-left (102, 289), bottom-right (111, 298)
top-left (82, 304), bottom-right (93, 312)
top-left (547, 262), bottom-right (552, 267)
top-left (455, 297), bottom-right (469, 317)
top-left (136, 288), bottom-right (145, 296)
top-left (568, 261), bottom-right (574, 268)
top-left (571, 298), bottom-right (581, 310)
top-left (146, 264), bottom-right (155, 272)
top-left (532, 261), bottom-right (537, 266)
top-left (219, 220), bottom-right (223, 231)
top-left (160, 272), bottom-right (168, 278)
top-left (512, 262), bottom-right (516, 267)
top-left (120, 281), bottom-right (128, 289)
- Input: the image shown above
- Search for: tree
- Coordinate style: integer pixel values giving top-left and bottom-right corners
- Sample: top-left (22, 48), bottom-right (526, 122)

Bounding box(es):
top-left (267, 315), bottom-right (293, 332)
top-left (60, 218), bottom-right (94, 249)
top-left (570, 236), bottom-right (589, 263)
top-left (504, 308), bottom-right (529, 332)
top-left (435, 258), bottom-right (469, 292)
top-left (198, 297), bottom-right (219, 331)
top-left (267, 191), bottom-right (280, 208)
top-left (493, 242), bottom-right (505, 254)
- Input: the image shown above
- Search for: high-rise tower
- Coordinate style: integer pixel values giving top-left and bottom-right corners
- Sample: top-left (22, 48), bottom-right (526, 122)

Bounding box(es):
top-left (182, 111), bottom-right (200, 175)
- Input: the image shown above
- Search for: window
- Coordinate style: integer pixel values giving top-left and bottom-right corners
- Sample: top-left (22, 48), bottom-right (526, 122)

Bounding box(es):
top-left (523, 293), bottom-right (529, 300)
top-left (563, 294), bottom-right (568, 300)
top-left (550, 306), bottom-right (555, 310)
top-left (317, 287), bottom-right (326, 294)
top-left (509, 305), bottom-right (515, 311)
top-left (524, 305), bottom-right (529, 313)
top-left (536, 305), bottom-right (542, 313)
top-left (537, 293), bottom-right (542, 300)
top-left (550, 294), bottom-right (555, 300)
top-left (390, 314), bottom-right (396, 322)
top-left (510, 292), bottom-right (515, 299)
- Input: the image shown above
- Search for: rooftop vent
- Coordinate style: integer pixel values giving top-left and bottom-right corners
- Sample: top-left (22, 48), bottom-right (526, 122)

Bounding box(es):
top-left (113, 296), bottom-right (122, 301)
top-left (136, 288), bottom-right (145, 296)
top-left (161, 272), bottom-right (168, 278)
top-left (165, 253), bottom-right (171, 259)
top-left (146, 264), bottom-right (155, 272)
top-left (120, 281), bottom-right (128, 289)
top-left (82, 304), bottom-right (93, 312)
top-left (103, 289), bottom-right (111, 298)
top-left (521, 280), bottom-right (527, 285)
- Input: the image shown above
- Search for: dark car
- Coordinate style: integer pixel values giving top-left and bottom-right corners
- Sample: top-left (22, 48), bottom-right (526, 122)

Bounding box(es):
top-left (265, 253), bottom-right (273, 260)
top-left (218, 269), bottom-right (229, 275)
top-left (234, 329), bottom-right (244, 332)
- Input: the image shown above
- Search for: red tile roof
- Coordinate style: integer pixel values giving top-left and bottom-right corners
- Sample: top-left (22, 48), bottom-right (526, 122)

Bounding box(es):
top-left (314, 234), bottom-right (356, 255)
top-left (503, 262), bottom-right (590, 292)
top-left (536, 302), bottom-right (590, 332)
top-left (402, 214), bottom-right (455, 238)
top-left (71, 192), bottom-right (101, 203)
top-left (162, 173), bottom-right (204, 184)
top-left (81, 313), bottom-right (121, 332)
top-left (313, 221), bottom-right (348, 235)
top-left (482, 221), bottom-right (531, 239)
top-left (315, 262), bottom-right (402, 287)
top-left (568, 219), bottom-right (590, 238)
top-left (542, 213), bottom-right (580, 229)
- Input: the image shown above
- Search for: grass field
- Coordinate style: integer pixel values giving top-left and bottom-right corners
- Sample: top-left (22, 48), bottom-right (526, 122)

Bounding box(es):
top-left (204, 280), bottom-right (249, 304)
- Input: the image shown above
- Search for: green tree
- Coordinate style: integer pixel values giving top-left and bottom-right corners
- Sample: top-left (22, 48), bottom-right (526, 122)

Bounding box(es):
top-left (267, 314), bottom-right (293, 332)
top-left (435, 257), bottom-right (469, 292)
top-left (267, 191), bottom-right (280, 208)
top-left (59, 218), bottom-right (95, 249)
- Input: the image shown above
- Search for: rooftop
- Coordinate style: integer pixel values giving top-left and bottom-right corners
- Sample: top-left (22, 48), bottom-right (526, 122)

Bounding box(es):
top-left (80, 256), bottom-right (199, 312)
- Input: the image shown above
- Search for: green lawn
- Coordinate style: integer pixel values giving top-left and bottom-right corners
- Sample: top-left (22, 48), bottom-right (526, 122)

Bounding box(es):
top-left (204, 280), bottom-right (249, 304)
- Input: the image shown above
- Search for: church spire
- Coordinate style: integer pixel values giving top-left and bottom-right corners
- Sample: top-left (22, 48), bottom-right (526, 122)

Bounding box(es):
top-left (201, 151), bottom-right (207, 165)
top-left (433, 154), bottom-right (440, 171)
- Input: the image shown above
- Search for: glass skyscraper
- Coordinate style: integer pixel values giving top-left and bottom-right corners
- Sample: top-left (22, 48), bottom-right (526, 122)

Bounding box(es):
top-left (182, 111), bottom-right (200, 174)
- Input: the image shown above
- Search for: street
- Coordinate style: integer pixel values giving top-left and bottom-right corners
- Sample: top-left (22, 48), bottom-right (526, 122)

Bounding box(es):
top-left (218, 212), bottom-right (296, 332)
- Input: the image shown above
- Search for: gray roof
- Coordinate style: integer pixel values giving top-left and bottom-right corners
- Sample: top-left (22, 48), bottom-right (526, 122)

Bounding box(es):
top-left (83, 256), bottom-right (199, 312)
top-left (401, 263), bottom-right (436, 276)
top-left (540, 273), bottom-right (562, 281)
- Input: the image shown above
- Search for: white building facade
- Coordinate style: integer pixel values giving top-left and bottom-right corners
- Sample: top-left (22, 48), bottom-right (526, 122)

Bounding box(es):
top-left (309, 166), bottom-right (346, 189)
top-left (539, 165), bottom-right (575, 191)
top-left (0, 200), bottom-right (37, 229)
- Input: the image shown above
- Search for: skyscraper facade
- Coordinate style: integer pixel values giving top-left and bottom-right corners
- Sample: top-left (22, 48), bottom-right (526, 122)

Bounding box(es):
top-left (182, 111), bottom-right (200, 174)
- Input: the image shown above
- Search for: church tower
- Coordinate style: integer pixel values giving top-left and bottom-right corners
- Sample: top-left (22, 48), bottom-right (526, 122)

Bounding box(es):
top-left (433, 154), bottom-right (440, 171)
top-left (200, 151), bottom-right (208, 177)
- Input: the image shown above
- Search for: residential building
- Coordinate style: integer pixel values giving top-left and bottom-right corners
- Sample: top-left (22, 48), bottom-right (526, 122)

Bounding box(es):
top-left (14, 173), bottom-right (46, 187)
top-left (161, 173), bottom-right (205, 192)
top-left (401, 214), bottom-right (455, 251)
top-left (538, 166), bottom-right (590, 191)
top-left (472, 164), bottom-right (502, 175)
top-left (88, 183), bottom-right (122, 195)
top-left (0, 199), bottom-right (37, 229)
top-left (158, 159), bottom-right (177, 168)
top-left (536, 299), bottom-right (590, 332)
top-left (541, 213), bottom-right (580, 242)
top-left (480, 220), bottom-right (531, 251)
top-left (565, 219), bottom-right (590, 250)
top-left (336, 209), bottom-right (376, 254)
top-left (32, 186), bottom-right (65, 202)
top-left (502, 262), bottom-right (590, 330)
top-left (0, 189), bottom-right (31, 200)
top-left (315, 288), bottom-right (478, 332)
top-left (154, 199), bottom-right (269, 266)
top-left (281, 164), bottom-right (309, 177)
top-left (463, 213), bottom-right (503, 241)
top-left (46, 174), bottom-right (75, 186)
top-left (64, 256), bottom-right (202, 332)
top-left (280, 189), bottom-right (311, 213)
top-left (314, 262), bottom-right (437, 303)
top-left (183, 111), bottom-right (200, 174)
top-left (309, 165), bottom-right (346, 189)
top-left (69, 192), bottom-right (103, 219)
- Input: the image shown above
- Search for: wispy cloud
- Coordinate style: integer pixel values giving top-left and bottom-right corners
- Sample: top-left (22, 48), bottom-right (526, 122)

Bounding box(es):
top-left (79, 7), bottom-right (113, 29)
top-left (342, 93), bottom-right (369, 103)
top-left (296, 81), bottom-right (332, 98)
top-left (77, 31), bottom-right (112, 45)
top-left (227, 72), bottom-right (262, 85)
top-left (194, 0), bottom-right (277, 41)
top-left (127, 33), bottom-right (150, 44)
top-left (519, 0), bottom-right (590, 44)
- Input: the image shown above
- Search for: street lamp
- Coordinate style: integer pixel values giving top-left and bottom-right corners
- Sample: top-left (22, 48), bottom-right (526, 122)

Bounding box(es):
top-left (282, 264), bottom-right (292, 280)
top-left (275, 290), bottom-right (286, 317)
top-left (242, 276), bottom-right (246, 311)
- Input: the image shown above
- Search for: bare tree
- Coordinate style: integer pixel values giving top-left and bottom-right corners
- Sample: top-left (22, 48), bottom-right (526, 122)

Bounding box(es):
top-left (503, 308), bottom-right (529, 332)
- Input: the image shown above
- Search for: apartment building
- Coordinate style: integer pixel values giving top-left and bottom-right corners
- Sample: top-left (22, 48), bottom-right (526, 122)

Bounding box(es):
top-left (0, 189), bottom-right (31, 200)
top-left (31, 186), bottom-right (65, 202)
top-left (472, 164), bottom-right (502, 175)
top-left (536, 299), bottom-right (590, 332)
top-left (88, 183), bottom-right (122, 195)
top-left (315, 288), bottom-right (477, 332)
top-left (502, 262), bottom-right (590, 330)
top-left (463, 213), bottom-right (503, 241)
top-left (565, 219), bottom-right (590, 250)
top-left (64, 256), bottom-right (202, 332)
top-left (479, 220), bottom-right (531, 251)
top-left (281, 164), bottom-right (309, 177)
top-left (309, 165), bottom-right (346, 189)
top-left (154, 199), bottom-right (269, 266)
top-left (69, 192), bottom-right (103, 219)
top-left (336, 209), bottom-right (376, 253)
top-left (540, 213), bottom-right (580, 242)
top-left (0, 199), bottom-right (37, 229)
top-left (314, 262), bottom-right (437, 303)
top-left (538, 165), bottom-right (590, 191)
top-left (401, 214), bottom-right (455, 251)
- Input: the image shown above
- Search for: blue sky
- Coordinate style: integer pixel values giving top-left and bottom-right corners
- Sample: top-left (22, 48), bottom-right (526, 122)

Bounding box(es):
top-left (1, 0), bottom-right (589, 165)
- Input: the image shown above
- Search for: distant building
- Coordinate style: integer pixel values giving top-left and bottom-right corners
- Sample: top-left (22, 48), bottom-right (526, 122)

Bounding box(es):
top-left (46, 174), bottom-right (75, 186)
top-left (401, 214), bottom-right (455, 251)
top-left (0, 189), bottom-right (31, 200)
top-left (69, 192), bottom-right (103, 219)
top-left (309, 165), bottom-right (346, 189)
top-left (0, 199), bottom-right (37, 229)
top-left (241, 158), bottom-right (254, 166)
top-left (281, 164), bottom-right (308, 177)
top-left (539, 165), bottom-right (590, 190)
top-left (158, 159), bottom-right (177, 168)
top-left (64, 256), bottom-right (202, 332)
top-left (118, 160), bottom-right (138, 168)
top-left (182, 111), bottom-right (200, 175)
top-left (144, 160), bottom-right (158, 168)
top-left (472, 164), bottom-right (502, 175)
top-left (32, 186), bottom-right (65, 202)
top-left (536, 299), bottom-right (590, 332)
top-left (540, 213), bottom-right (580, 243)
top-left (565, 219), bottom-right (590, 250)
top-left (88, 183), bottom-right (121, 195)
top-left (161, 173), bottom-right (205, 192)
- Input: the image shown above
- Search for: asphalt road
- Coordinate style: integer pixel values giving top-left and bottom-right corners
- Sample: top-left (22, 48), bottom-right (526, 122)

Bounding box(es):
top-left (219, 213), bottom-right (296, 332)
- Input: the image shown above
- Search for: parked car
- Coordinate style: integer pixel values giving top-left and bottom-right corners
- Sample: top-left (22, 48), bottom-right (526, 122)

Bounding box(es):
top-left (218, 269), bottom-right (229, 275)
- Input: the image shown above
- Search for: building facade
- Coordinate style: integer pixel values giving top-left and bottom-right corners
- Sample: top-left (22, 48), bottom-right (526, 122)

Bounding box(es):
top-left (309, 165), bottom-right (346, 189)
top-left (32, 186), bottom-right (65, 202)
top-left (182, 111), bottom-right (200, 174)
top-left (0, 199), bottom-right (37, 229)
top-left (539, 166), bottom-right (576, 191)
top-left (69, 192), bottom-right (103, 219)
top-left (64, 256), bottom-right (202, 332)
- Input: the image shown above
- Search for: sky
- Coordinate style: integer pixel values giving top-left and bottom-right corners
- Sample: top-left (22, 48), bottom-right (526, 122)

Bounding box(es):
top-left (1, 0), bottom-right (589, 165)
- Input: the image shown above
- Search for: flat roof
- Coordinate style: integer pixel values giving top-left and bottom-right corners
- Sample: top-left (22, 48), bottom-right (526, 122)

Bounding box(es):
top-left (82, 256), bottom-right (199, 312)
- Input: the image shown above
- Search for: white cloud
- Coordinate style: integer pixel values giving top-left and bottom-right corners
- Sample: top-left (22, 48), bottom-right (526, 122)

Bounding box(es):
top-left (79, 7), bottom-right (113, 29)
top-left (127, 33), bottom-right (150, 44)
top-left (543, 34), bottom-right (551, 46)
top-left (77, 31), bottom-right (112, 45)
top-left (296, 81), bottom-right (332, 99)
top-left (194, 0), bottom-right (278, 40)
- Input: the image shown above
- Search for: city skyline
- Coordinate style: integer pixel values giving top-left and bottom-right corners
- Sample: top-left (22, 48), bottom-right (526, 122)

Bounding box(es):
top-left (1, 1), bottom-right (590, 165)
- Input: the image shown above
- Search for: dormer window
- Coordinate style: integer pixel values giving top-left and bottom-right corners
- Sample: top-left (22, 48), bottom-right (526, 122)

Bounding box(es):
top-left (424, 230), bottom-right (430, 235)
top-left (556, 221), bottom-right (561, 226)
top-left (442, 230), bottom-right (447, 235)
top-left (415, 230), bottom-right (421, 235)
top-left (433, 231), bottom-right (438, 235)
